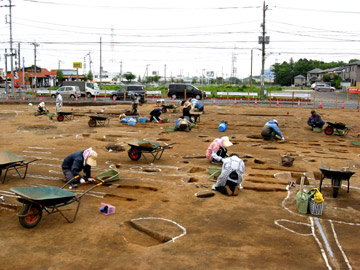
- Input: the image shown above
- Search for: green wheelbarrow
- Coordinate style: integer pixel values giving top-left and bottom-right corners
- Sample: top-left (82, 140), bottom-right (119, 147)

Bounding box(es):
top-left (10, 170), bottom-right (119, 229)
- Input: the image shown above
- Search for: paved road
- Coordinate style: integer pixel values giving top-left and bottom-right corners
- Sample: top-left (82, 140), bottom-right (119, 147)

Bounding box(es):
top-left (1, 89), bottom-right (359, 109)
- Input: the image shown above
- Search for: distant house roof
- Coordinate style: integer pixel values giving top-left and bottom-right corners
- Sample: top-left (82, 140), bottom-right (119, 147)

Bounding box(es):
top-left (321, 66), bottom-right (345, 73)
top-left (294, 75), bottom-right (305, 79)
top-left (347, 60), bottom-right (360, 66)
top-left (308, 68), bottom-right (323, 73)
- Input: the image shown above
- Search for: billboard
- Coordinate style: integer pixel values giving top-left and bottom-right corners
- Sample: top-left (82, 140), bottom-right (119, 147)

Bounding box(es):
top-left (73, 62), bottom-right (82, 69)
top-left (206, 71), bottom-right (214, 78)
top-left (348, 87), bottom-right (360, 94)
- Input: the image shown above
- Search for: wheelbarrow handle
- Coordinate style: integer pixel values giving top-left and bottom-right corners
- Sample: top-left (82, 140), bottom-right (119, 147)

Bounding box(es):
top-left (163, 143), bottom-right (176, 149)
top-left (61, 175), bottom-right (80, 189)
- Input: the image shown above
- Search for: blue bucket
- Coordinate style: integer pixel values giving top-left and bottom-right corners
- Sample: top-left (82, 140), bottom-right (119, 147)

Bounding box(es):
top-left (175, 120), bottom-right (179, 127)
top-left (139, 117), bottom-right (146, 124)
top-left (218, 122), bottom-right (227, 132)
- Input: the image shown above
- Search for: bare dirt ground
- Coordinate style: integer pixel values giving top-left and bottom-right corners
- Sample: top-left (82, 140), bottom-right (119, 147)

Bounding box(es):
top-left (0, 102), bottom-right (359, 270)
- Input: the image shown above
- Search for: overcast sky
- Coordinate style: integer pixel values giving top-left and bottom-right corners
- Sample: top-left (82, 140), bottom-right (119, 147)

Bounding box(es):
top-left (0, 0), bottom-right (359, 79)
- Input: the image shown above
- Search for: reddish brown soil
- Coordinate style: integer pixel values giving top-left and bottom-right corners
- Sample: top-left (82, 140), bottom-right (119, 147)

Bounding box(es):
top-left (0, 103), bottom-right (359, 270)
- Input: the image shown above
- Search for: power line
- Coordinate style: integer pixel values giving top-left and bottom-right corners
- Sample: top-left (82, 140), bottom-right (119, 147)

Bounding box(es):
top-left (273, 5), bottom-right (360, 14)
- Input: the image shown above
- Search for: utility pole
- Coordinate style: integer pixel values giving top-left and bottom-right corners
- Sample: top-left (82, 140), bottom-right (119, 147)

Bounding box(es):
top-left (100, 37), bottom-right (102, 86)
top-left (4, 50), bottom-right (8, 93)
top-left (260, 1), bottom-right (269, 100)
top-left (250, 49), bottom-right (253, 91)
top-left (119, 60), bottom-right (122, 80)
top-left (6, 0), bottom-right (15, 95)
top-left (164, 64), bottom-right (167, 83)
top-left (32, 42), bottom-right (39, 92)
top-left (18, 43), bottom-right (21, 87)
top-left (22, 57), bottom-right (25, 89)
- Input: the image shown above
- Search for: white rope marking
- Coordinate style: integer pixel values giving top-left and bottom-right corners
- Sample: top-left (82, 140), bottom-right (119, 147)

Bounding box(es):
top-left (22, 150), bottom-right (52, 154)
top-left (130, 217), bottom-right (186, 243)
top-left (311, 217), bottom-right (332, 270)
top-left (20, 155), bottom-right (63, 161)
top-left (33, 163), bottom-right (60, 168)
top-left (13, 174), bottom-right (60, 181)
top-left (274, 219), bottom-right (312, 236)
top-left (315, 217), bottom-right (334, 258)
top-left (329, 220), bottom-right (352, 270)
top-left (28, 147), bottom-right (56, 150)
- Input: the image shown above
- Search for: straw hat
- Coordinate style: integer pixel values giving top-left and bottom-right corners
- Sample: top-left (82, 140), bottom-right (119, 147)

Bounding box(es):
top-left (221, 136), bottom-right (233, 147)
top-left (184, 101), bottom-right (191, 108)
top-left (86, 152), bottom-right (97, 167)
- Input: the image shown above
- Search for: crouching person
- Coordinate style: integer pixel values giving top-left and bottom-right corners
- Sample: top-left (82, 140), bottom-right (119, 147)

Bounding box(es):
top-left (214, 154), bottom-right (245, 196)
top-left (177, 117), bottom-right (192, 131)
top-left (61, 147), bottom-right (97, 189)
top-left (149, 108), bottom-right (162, 123)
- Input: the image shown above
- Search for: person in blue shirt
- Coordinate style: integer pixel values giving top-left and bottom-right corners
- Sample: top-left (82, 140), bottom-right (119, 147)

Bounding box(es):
top-left (307, 110), bottom-right (325, 129)
top-left (261, 119), bottom-right (285, 141)
top-left (62, 148), bottom-right (97, 189)
top-left (190, 98), bottom-right (204, 112)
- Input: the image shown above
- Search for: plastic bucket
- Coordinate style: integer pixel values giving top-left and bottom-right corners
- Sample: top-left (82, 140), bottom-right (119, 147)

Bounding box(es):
top-left (218, 122), bottom-right (227, 132)
top-left (175, 120), bottom-right (179, 127)
top-left (139, 117), bottom-right (146, 123)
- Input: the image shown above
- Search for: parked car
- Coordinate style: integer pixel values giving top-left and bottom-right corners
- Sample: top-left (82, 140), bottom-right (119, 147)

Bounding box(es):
top-left (51, 86), bottom-right (80, 99)
top-left (313, 83), bottom-right (335, 92)
top-left (110, 85), bottom-right (146, 100)
top-left (167, 83), bottom-right (206, 99)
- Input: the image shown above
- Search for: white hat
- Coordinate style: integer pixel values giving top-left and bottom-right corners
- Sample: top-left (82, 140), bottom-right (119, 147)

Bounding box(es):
top-left (86, 152), bottom-right (97, 167)
top-left (221, 136), bottom-right (233, 148)
top-left (273, 119), bottom-right (278, 124)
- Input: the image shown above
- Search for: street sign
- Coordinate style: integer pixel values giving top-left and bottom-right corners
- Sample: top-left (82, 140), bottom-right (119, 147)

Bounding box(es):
top-left (73, 62), bottom-right (82, 69)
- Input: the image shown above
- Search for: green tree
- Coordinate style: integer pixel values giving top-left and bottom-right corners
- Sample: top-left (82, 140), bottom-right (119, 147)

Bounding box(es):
top-left (323, 74), bottom-right (331, 82)
top-left (192, 77), bottom-right (198, 84)
top-left (124, 72), bottom-right (136, 83)
top-left (153, 75), bottom-right (160, 83)
top-left (137, 75), bottom-right (141, 83)
top-left (56, 69), bottom-right (64, 81)
top-left (349, 59), bottom-right (359, 63)
top-left (86, 71), bottom-right (93, 81)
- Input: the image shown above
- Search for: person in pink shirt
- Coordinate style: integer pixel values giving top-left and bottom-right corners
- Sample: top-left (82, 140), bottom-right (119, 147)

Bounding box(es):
top-left (206, 136), bottom-right (233, 164)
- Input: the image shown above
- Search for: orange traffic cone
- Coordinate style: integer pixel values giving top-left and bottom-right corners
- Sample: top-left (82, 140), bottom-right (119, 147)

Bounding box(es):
top-left (276, 100), bottom-right (279, 107)
top-left (75, 96), bottom-right (78, 102)
top-left (341, 101), bottom-right (344, 109)
top-left (6, 96), bottom-right (9, 102)
top-left (22, 96), bottom-right (25, 102)
top-left (213, 98), bottom-right (216, 105)
top-left (234, 98), bottom-right (237, 105)
top-left (298, 100), bottom-right (300, 107)
top-left (319, 100), bottom-right (323, 108)
top-left (254, 98), bottom-right (258, 106)
top-left (172, 97), bottom-right (175, 104)
top-left (40, 96), bottom-right (43, 102)
top-left (152, 97), bottom-right (155, 104)
top-left (94, 95), bottom-right (97, 102)
top-left (113, 95), bottom-right (116, 102)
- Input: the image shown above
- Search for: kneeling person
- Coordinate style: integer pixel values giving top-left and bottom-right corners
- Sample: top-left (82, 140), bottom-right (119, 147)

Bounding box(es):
top-left (62, 147), bottom-right (97, 188)
top-left (261, 119), bottom-right (285, 141)
top-left (215, 154), bottom-right (245, 196)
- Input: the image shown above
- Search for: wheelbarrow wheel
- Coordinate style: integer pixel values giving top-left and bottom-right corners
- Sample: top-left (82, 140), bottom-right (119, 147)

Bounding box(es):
top-left (324, 125), bottom-right (334, 135)
top-left (57, 114), bottom-right (64, 122)
top-left (128, 148), bottom-right (142, 161)
top-left (162, 108), bottom-right (167, 113)
top-left (333, 187), bottom-right (339, 198)
top-left (88, 119), bottom-right (97, 127)
top-left (19, 203), bottom-right (42, 229)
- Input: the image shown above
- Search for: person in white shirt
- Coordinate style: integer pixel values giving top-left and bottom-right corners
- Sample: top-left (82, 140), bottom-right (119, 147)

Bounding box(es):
top-left (214, 154), bottom-right (245, 196)
top-left (55, 91), bottom-right (63, 115)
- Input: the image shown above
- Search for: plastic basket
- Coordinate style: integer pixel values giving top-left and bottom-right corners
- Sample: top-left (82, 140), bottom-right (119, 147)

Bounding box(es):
top-left (296, 190), bottom-right (309, 214)
top-left (309, 198), bottom-right (324, 215)
top-left (99, 202), bottom-right (116, 216)
top-left (139, 117), bottom-right (146, 123)
top-left (312, 127), bottom-right (322, 133)
top-left (166, 126), bottom-right (176, 132)
top-left (95, 170), bottom-right (120, 183)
